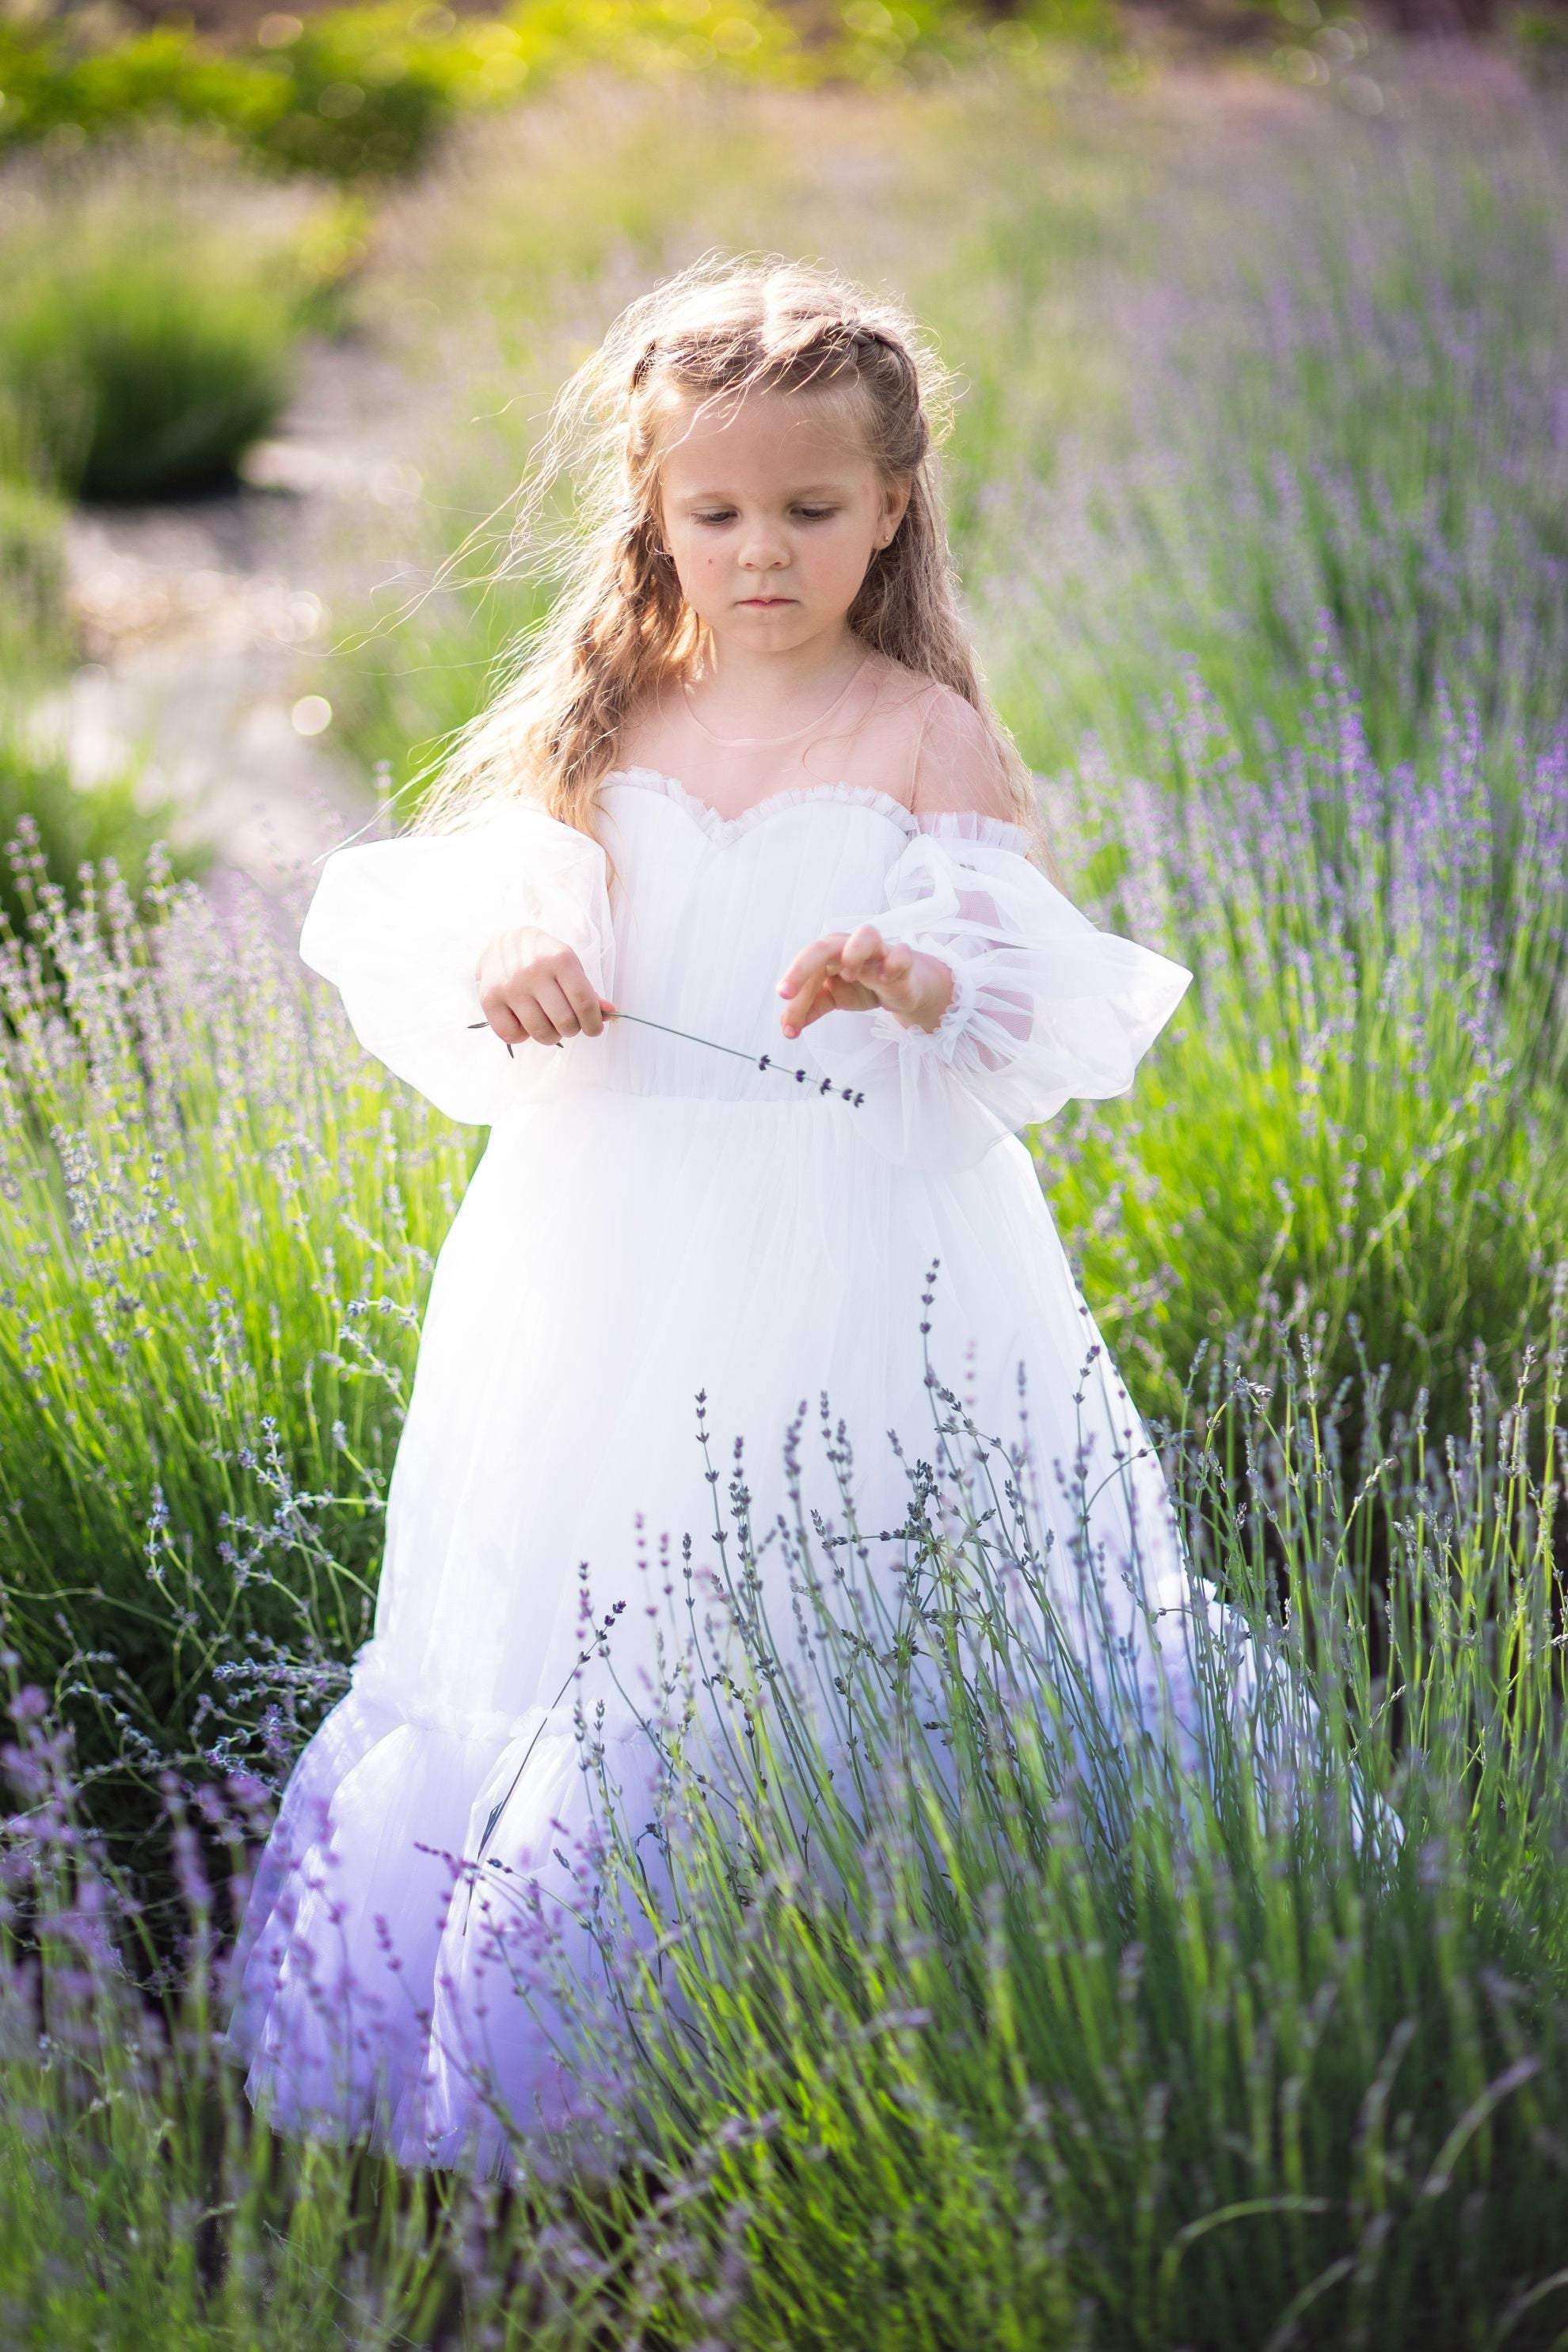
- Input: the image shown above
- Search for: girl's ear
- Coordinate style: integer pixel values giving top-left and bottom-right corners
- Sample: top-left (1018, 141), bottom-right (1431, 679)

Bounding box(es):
top-left (879, 472), bottom-right (914, 546)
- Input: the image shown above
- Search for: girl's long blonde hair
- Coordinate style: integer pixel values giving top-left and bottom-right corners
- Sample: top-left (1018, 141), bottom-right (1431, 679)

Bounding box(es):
top-left (406, 249), bottom-right (1055, 879)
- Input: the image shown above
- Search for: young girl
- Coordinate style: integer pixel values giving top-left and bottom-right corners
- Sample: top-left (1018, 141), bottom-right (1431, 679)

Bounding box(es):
top-left (219, 253), bottom-right (1315, 2179)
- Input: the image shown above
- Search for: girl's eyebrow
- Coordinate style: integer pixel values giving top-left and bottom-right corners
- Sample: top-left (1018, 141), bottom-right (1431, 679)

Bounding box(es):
top-left (676, 480), bottom-right (853, 502)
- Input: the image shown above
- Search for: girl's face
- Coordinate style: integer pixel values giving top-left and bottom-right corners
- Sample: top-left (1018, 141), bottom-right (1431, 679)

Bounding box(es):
top-left (656, 386), bottom-right (910, 653)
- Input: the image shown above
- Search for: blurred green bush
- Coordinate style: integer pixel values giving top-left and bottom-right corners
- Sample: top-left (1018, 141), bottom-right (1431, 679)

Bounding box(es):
top-left (0, 152), bottom-right (350, 500)
top-left (0, 474), bottom-right (70, 675)
top-left (1509, 4), bottom-right (1568, 76)
top-left (0, 1), bottom-right (793, 182)
top-left (0, 1), bottom-right (1113, 185)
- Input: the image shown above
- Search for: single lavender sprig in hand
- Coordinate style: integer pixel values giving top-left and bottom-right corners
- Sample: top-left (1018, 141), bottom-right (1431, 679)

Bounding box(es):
top-left (466, 1009), bottom-right (866, 1106)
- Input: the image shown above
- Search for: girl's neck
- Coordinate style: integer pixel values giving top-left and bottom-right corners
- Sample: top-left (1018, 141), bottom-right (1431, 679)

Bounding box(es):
top-left (679, 634), bottom-right (873, 745)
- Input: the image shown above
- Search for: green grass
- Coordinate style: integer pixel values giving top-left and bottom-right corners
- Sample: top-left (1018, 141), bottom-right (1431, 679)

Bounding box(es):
top-left (0, 833), bottom-right (474, 1882)
top-left (1029, 663), bottom-right (1568, 1437)
top-left (0, 751), bottom-right (209, 947)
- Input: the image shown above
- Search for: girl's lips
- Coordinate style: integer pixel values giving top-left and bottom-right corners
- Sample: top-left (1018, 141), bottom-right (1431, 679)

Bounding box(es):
top-left (740, 596), bottom-right (794, 604)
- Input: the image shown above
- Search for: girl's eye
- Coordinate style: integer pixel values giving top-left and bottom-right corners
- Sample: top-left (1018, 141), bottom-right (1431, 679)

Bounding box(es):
top-left (692, 508), bottom-right (839, 526)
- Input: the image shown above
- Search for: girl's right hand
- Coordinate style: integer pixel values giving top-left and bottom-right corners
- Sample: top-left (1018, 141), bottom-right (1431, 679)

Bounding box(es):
top-left (475, 926), bottom-right (615, 1049)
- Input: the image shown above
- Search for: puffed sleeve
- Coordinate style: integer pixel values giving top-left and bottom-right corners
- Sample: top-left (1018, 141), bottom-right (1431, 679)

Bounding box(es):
top-left (795, 811), bottom-right (1193, 1174)
top-left (297, 799), bottom-right (615, 1126)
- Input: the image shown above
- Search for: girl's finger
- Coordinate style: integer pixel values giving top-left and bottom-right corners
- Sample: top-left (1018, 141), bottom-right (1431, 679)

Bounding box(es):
top-left (776, 944), bottom-right (843, 1033)
top-left (835, 922), bottom-right (889, 980)
top-left (784, 980), bottom-right (858, 1036)
top-left (777, 932), bottom-right (848, 1002)
top-left (479, 1000), bottom-right (527, 1045)
top-left (499, 984), bottom-right (567, 1047)
top-left (780, 967), bottom-right (832, 1036)
top-left (871, 938), bottom-right (914, 1000)
top-left (558, 965), bottom-right (608, 1037)
top-left (532, 974), bottom-right (585, 1043)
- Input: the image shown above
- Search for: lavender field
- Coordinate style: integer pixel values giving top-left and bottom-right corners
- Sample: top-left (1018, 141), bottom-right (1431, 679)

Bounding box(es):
top-left (2, 31), bottom-right (1567, 2350)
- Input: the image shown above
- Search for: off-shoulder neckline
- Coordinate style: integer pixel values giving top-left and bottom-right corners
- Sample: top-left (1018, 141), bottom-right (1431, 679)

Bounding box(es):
top-left (599, 765), bottom-right (1034, 854)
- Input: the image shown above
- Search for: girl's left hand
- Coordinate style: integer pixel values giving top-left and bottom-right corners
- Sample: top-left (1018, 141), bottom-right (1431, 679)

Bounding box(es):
top-left (775, 923), bottom-right (954, 1041)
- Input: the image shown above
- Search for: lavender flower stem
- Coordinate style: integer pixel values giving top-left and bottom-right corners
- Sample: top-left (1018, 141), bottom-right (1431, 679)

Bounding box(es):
top-left (464, 1014), bottom-right (864, 1106)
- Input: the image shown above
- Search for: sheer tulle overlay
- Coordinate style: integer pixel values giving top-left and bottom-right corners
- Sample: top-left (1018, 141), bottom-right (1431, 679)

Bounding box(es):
top-left (219, 708), bottom-right (1364, 2183)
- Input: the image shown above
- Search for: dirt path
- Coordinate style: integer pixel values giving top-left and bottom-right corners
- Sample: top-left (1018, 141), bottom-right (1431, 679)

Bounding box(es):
top-left (49, 329), bottom-right (416, 920)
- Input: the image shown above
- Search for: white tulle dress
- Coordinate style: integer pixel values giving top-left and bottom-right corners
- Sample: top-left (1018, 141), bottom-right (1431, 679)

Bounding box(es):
top-left (220, 658), bottom-right (1281, 2179)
